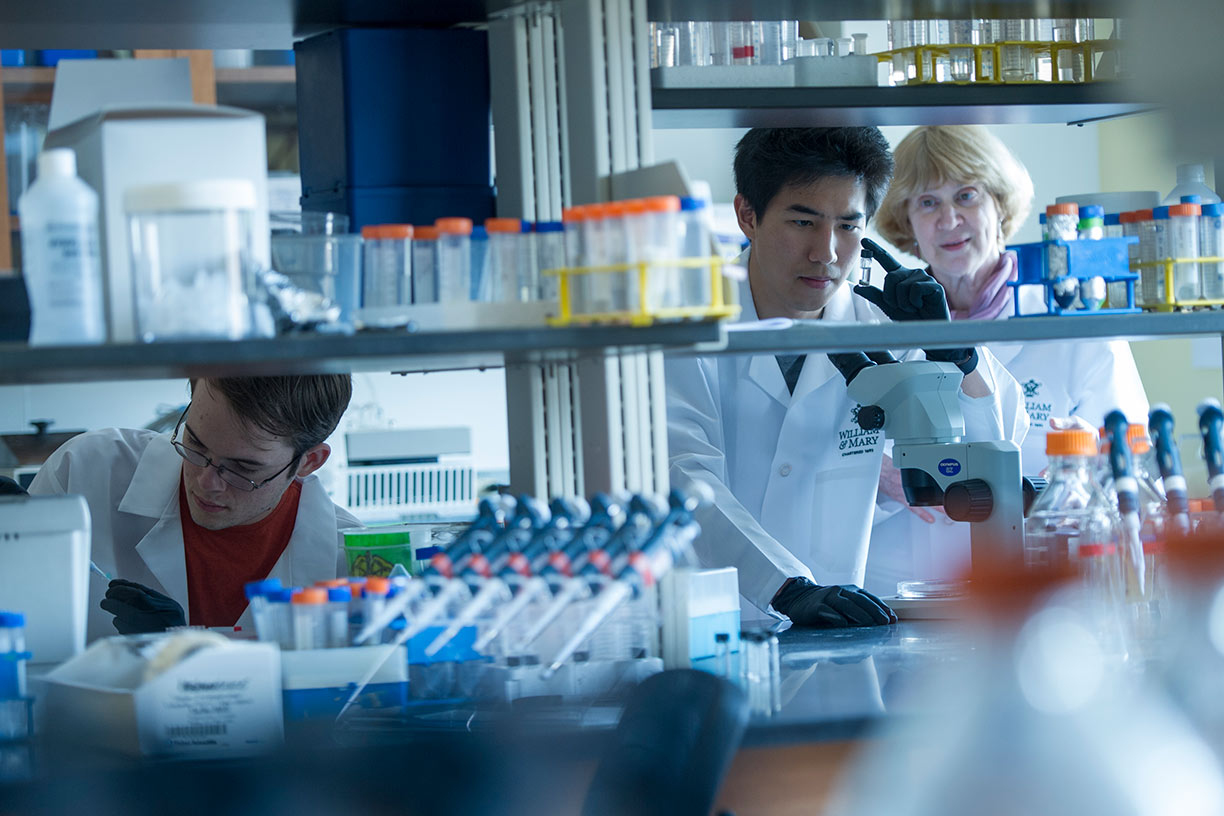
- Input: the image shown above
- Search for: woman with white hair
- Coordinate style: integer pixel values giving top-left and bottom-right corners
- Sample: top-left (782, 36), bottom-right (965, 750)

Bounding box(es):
top-left (864, 125), bottom-right (1149, 596)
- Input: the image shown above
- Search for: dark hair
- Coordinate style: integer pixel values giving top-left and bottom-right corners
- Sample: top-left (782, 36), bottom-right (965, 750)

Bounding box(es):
top-left (733, 127), bottom-right (894, 221)
top-left (190, 375), bottom-right (352, 456)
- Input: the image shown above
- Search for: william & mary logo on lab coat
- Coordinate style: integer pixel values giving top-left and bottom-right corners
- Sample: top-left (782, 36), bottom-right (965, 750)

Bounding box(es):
top-left (1022, 378), bottom-right (1052, 425)
top-left (839, 404), bottom-right (880, 456)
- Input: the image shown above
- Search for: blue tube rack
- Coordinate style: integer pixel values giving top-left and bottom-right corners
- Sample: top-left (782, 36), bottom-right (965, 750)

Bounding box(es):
top-left (1006, 236), bottom-right (1142, 317)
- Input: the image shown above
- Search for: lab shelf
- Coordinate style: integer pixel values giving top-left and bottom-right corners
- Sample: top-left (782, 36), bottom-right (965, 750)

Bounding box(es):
top-left (647, 0), bottom-right (1127, 21)
top-left (651, 83), bottom-right (1155, 129)
top-left (0, 65), bottom-right (297, 107)
top-left (705, 310), bottom-right (1224, 357)
top-left (0, 322), bottom-right (726, 385)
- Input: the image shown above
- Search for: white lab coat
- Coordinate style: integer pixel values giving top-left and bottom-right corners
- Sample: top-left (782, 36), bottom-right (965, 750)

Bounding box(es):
top-left (666, 258), bottom-right (1029, 615)
top-left (864, 283), bottom-right (1149, 595)
top-left (28, 427), bottom-right (361, 642)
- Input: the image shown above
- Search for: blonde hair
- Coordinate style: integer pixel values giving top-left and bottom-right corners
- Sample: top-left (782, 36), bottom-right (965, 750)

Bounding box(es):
top-left (875, 126), bottom-right (1034, 258)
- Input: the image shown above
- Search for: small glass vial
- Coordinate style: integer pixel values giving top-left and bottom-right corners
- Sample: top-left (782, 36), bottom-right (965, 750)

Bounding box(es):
top-left (412, 225), bottom-right (439, 304)
top-left (1200, 203), bottom-right (1224, 299)
top-left (434, 217), bottom-right (474, 303)
top-left (360, 224), bottom-right (413, 310)
top-left (1168, 202), bottom-right (1202, 302)
top-left (714, 632), bottom-right (731, 678)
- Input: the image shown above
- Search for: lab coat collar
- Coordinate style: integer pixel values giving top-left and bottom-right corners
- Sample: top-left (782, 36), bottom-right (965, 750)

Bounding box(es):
top-left (125, 434), bottom-right (190, 603)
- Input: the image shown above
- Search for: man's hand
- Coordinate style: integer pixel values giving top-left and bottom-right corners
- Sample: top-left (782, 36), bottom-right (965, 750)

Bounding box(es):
top-left (772, 577), bottom-right (897, 628)
top-left (100, 579), bottom-right (187, 635)
top-left (878, 454), bottom-right (940, 523)
top-left (854, 238), bottom-right (979, 376)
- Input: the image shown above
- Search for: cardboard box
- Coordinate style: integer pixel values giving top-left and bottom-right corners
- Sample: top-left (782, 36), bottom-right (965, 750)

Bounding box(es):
top-left (42, 634), bottom-right (283, 758)
top-left (43, 104), bottom-right (270, 342)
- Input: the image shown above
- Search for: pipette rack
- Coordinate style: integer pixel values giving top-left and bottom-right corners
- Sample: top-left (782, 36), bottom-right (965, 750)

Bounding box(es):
top-left (1133, 257), bottom-right (1224, 312)
top-left (875, 38), bottom-right (1125, 85)
top-left (1007, 237), bottom-right (1141, 317)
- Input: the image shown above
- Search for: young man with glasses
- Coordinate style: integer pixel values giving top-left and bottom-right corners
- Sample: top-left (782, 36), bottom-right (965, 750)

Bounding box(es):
top-left (29, 374), bottom-right (359, 641)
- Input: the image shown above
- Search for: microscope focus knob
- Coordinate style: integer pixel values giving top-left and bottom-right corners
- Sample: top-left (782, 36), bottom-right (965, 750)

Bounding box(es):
top-left (856, 404), bottom-right (885, 431)
top-left (944, 479), bottom-right (993, 523)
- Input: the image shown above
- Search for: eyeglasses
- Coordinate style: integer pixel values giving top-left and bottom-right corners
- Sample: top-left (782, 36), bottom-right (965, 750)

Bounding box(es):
top-left (171, 407), bottom-right (298, 492)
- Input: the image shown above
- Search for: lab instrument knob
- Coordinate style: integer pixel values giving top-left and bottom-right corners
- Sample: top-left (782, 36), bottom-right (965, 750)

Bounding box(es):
top-left (943, 479), bottom-right (993, 523)
top-left (856, 404), bottom-right (885, 431)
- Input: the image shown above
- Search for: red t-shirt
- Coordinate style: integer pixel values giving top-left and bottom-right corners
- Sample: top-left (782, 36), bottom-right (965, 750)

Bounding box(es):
top-left (180, 477), bottom-right (302, 626)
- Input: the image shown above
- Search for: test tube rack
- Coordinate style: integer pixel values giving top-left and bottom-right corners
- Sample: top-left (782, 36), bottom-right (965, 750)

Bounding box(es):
top-left (1007, 237), bottom-right (1142, 317)
top-left (544, 256), bottom-right (740, 327)
top-left (875, 37), bottom-right (1124, 85)
top-left (1132, 257), bottom-right (1224, 312)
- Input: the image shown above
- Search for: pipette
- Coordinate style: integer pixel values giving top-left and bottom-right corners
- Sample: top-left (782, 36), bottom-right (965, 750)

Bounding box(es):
top-left (1198, 399), bottom-right (1224, 514)
top-left (1104, 410), bottom-right (1146, 598)
top-left (474, 493), bottom-right (624, 654)
top-left (1149, 404), bottom-right (1192, 536)
top-left (513, 494), bottom-right (665, 653)
top-left (397, 495), bottom-right (549, 649)
top-left (90, 560), bottom-right (112, 581)
top-left (353, 495), bottom-right (510, 644)
top-left (422, 496), bottom-right (576, 657)
top-left (540, 487), bottom-right (708, 679)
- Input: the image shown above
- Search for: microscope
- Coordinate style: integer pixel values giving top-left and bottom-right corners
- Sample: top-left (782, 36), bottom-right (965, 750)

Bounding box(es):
top-left (842, 356), bottom-right (1026, 599)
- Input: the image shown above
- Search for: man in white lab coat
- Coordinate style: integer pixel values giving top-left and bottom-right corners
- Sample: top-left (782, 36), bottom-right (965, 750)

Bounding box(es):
top-left (29, 375), bottom-right (360, 642)
top-left (666, 128), bottom-right (1028, 627)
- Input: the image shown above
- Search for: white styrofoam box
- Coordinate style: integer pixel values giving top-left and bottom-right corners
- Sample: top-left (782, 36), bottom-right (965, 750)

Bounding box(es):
top-left (43, 104), bottom-right (270, 342)
top-left (651, 64), bottom-right (795, 89)
top-left (42, 634), bottom-right (282, 758)
top-left (660, 566), bottom-right (741, 670)
top-left (0, 494), bottom-right (90, 665)
top-left (791, 55), bottom-right (880, 87)
top-left (279, 644), bottom-right (407, 691)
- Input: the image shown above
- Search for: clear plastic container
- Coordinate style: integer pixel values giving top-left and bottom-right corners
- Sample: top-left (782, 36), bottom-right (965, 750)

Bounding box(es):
top-left (1045, 202), bottom-right (1078, 280)
top-left (948, 20), bottom-right (977, 81)
top-left (412, 225), bottom-right (438, 304)
top-left (639, 195), bottom-right (681, 309)
top-left (20, 148), bottom-right (105, 346)
top-left (1024, 429), bottom-right (1125, 655)
top-left (1201, 202), bottom-right (1224, 299)
top-left (710, 22), bottom-right (733, 65)
top-left (730, 22), bottom-right (756, 65)
top-left (1169, 202), bottom-right (1202, 302)
top-left (291, 588), bottom-right (328, 651)
top-left (126, 179), bottom-right (259, 342)
top-left (677, 22), bottom-right (711, 67)
top-left (533, 221), bottom-right (565, 303)
top-left (1134, 208), bottom-right (1157, 307)
top-left (1144, 206), bottom-right (1172, 306)
top-left (434, 217), bottom-right (473, 303)
top-left (998, 18), bottom-right (1037, 82)
top-left (1162, 163), bottom-right (1222, 206)
top-left (482, 217), bottom-right (528, 302)
top-left (360, 224), bottom-right (412, 309)
top-left (679, 196), bottom-right (713, 308)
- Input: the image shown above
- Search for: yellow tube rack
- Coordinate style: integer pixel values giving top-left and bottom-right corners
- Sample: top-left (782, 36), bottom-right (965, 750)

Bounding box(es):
top-left (1131, 257), bottom-right (1224, 312)
top-left (543, 256), bottom-right (740, 327)
top-left (874, 38), bottom-right (1123, 85)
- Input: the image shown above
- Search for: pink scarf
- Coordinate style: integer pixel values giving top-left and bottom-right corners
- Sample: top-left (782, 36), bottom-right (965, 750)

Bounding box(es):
top-left (949, 251), bottom-right (1017, 322)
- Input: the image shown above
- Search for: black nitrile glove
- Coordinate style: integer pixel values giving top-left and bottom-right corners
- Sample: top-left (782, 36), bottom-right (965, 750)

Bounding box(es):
top-left (771, 577), bottom-right (896, 628)
top-left (854, 237), bottom-right (979, 376)
top-left (100, 579), bottom-right (187, 635)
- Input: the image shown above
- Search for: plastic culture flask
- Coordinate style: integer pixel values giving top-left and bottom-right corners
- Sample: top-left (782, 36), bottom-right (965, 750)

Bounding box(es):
top-left (412, 225), bottom-right (439, 304)
top-left (1168, 203), bottom-right (1202, 302)
top-left (483, 217), bottom-right (525, 302)
top-left (534, 221), bottom-right (566, 304)
top-left (1201, 203), bottom-right (1224, 299)
top-left (434, 217), bottom-right (473, 303)
top-left (679, 197), bottom-right (713, 310)
top-left (360, 224), bottom-right (413, 309)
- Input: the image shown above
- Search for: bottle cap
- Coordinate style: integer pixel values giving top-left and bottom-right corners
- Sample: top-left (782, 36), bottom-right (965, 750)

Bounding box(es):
top-left (1045, 429), bottom-right (1097, 456)
top-left (604, 200), bottom-right (631, 217)
top-left (1134, 208), bottom-right (1154, 221)
top-left (471, 225), bottom-right (488, 240)
top-left (1039, 213), bottom-right (1047, 224)
top-left (244, 578), bottom-right (284, 599)
top-left (413, 225), bottom-right (439, 241)
top-left (485, 217), bottom-right (522, 234)
top-left (1046, 203), bottom-right (1079, 217)
top-left (1104, 212), bottom-right (1120, 226)
top-left (434, 217), bottom-right (474, 235)
top-left (1081, 205), bottom-right (1104, 219)
top-left (1203, 203), bottom-right (1224, 217)
top-left (561, 206), bottom-right (587, 223)
top-left (535, 221), bottom-right (564, 233)
top-left (37, 148), bottom-right (77, 179)
top-left (1181, 195), bottom-right (1203, 205)
top-left (623, 198), bottom-right (649, 215)
top-left (643, 195), bottom-right (681, 213)
top-left (364, 577), bottom-right (392, 596)
top-left (292, 588), bottom-right (328, 605)
top-left (327, 586), bottom-right (353, 602)
top-left (1169, 203), bottom-right (1202, 217)
top-left (1154, 206), bottom-right (1171, 220)
top-left (0, 611), bottom-right (25, 628)
top-left (680, 196), bottom-right (707, 211)
top-left (361, 224), bottom-right (413, 240)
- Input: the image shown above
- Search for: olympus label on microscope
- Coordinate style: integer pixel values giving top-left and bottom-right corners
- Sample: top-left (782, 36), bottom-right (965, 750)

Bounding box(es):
top-left (938, 458), bottom-right (962, 476)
